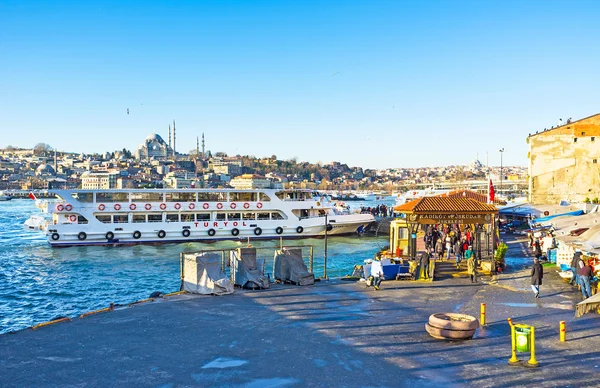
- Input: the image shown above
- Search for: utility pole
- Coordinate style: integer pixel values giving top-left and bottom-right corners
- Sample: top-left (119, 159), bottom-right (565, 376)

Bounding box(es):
top-left (324, 213), bottom-right (328, 279)
top-left (499, 148), bottom-right (505, 199)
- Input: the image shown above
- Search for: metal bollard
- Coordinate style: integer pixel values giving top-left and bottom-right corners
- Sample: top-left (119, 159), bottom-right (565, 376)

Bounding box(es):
top-left (560, 321), bottom-right (566, 342)
top-left (508, 318), bottom-right (519, 365)
top-left (480, 303), bottom-right (486, 326)
top-left (528, 326), bottom-right (539, 367)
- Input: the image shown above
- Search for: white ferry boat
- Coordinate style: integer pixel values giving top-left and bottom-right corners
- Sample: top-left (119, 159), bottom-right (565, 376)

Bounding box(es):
top-left (24, 189), bottom-right (374, 246)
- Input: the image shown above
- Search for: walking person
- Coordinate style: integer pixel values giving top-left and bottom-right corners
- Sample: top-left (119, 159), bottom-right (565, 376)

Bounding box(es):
top-left (445, 234), bottom-right (452, 261)
top-left (466, 246), bottom-right (477, 283)
top-left (533, 239), bottom-right (542, 260)
top-left (570, 251), bottom-right (582, 286)
top-left (531, 257), bottom-right (543, 298)
top-left (435, 238), bottom-right (444, 260)
top-left (578, 260), bottom-right (593, 300)
top-left (454, 239), bottom-right (463, 268)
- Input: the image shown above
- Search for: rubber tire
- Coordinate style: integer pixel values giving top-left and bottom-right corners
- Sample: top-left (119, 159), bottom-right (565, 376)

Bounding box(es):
top-left (275, 227), bottom-right (283, 235)
top-left (158, 230), bottom-right (166, 239)
top-left (425, 323), bottom-right (476, 340)
top-left (296, 226), bottom-right (303, 234)
top-left (182, 229), bottom-right (191, 238)
top-left (105, 231), bottom-right (114, 240)
top-left (133, 231), bottom-right (141, 239)
top-left (254, 227), bottom-right (262, 236)
top-left (326, 224), bottom-right (333, 232)
top-left (428, 313), bottom-right (480, 331)
top-left (231, 228), bottom-right (239, 236)
top-left (207, 229), bottom-right (215, 237)
top-left (78, 232), bottom-right (87, 241)
top-left (51, 232), bottom-right (60, 241)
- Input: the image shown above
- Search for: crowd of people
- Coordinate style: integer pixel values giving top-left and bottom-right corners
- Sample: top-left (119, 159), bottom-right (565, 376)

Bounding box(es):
top-left (420, 225), bottom-right (478, 282)
top-left (360, 204), bottom-right (391, 218)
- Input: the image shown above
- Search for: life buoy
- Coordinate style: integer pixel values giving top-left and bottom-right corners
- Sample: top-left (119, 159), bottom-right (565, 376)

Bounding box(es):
top-left (65, 204), bottom-right (72, 211)
top-left (157, 230), bottom-right (166, 238)
top-left (182, 229), bottom-right (191, 238)
top-left (174, 203), bottom-right (181, 210)
top-left (160, 203), bottom-right (167, 210)
top-left (275, 227), bottom-right (283, 235)
top-left (230, 203), bottom-right (237, 209)
top-left (317, 202), bottom-right (321, 206)
top-left (133, 230), bottom-right (141, 239)
top-left (544, 211), bottom-right (550, 216)
top-left (130, 203), bottom-right (137, 211)
top-left (189, 203), bottom-right (196, 210)
top-left (56, 204), bottom-right (64, 212)
top-left (98, 204), bottom-right (106, 211)
top-left (216, 203), bottom-right (223, 209)
top-left (69, 215), bottom-right (77, 222)
top-left (203, 203), bottom-right (209, 209)
top-left (114, 204), bottom-right (121, 211)
top-left (78, 231), bottom-right (87, 241)
top-left (145, 203), bottom-right (152, 210)
top-left (296, 226), bottom-right (304, 234)
top-left (257, 202), bottom-right (263, 209)
top-left (254, 227), bottom-right (262, 236)
top-left (105, 231), bottom-right (114, 240)
top-left (243, 202), bottom-right (250, 209)
top-left (51, 232), bottom-right (60, 241)
top-left (231, 228), bottom-right (239, 236)
top-left (207, 229), bottom-right (216, 237)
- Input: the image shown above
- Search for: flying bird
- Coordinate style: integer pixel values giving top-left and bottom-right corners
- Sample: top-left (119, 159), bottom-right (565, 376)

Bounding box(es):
top-left (127, 108), bottom-right (129, 115)
top-left (331, 72), bottom-right (340, 76)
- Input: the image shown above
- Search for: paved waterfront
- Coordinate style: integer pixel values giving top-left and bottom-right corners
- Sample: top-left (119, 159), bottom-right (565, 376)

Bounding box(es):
top-left (1, 237), bottom-right (599, 387)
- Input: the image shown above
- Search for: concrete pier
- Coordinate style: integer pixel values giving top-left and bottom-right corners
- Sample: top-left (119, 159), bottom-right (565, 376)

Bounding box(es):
top-left (1, 237), bottom-right (599, 387)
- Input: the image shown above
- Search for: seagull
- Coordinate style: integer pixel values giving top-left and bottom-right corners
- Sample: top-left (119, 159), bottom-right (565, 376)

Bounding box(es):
top-left (331, 72), bottom-right (340, 76)
top-left (127, 108), bottom-right (129, 115)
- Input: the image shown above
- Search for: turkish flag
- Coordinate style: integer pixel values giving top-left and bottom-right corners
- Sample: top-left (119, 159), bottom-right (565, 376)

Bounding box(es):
top-left (488, 180), bottom-right (495, 204)
top-left (28, 192), bottom-right (36, 200)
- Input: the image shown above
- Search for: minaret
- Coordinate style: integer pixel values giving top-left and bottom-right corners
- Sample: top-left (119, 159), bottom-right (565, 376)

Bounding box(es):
top-left (202, 133), bottom-right (205, 158)
top-left (196, 136), bottom-right (199, 156)
top-left (168, 125), bottom-right (171, 149)
top-left (54, 149), bottom-right (57, 176)
top-left (172, 120), bottom-right (176, 157)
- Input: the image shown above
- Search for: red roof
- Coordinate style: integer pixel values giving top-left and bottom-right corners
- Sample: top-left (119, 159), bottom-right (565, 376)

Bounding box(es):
top-left (394, 197), bottom-right (498, 214)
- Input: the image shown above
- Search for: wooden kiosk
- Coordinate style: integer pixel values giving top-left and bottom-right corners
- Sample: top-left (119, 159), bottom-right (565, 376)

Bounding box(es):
top-left (392, 195), bottom-right (498, 264)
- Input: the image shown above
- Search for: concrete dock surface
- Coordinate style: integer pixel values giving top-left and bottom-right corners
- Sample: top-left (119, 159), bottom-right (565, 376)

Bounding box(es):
top-left (1, 237), bottom-right (600, 387)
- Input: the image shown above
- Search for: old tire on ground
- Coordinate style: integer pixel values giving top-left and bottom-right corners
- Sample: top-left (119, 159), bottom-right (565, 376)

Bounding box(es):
top-left (428, 313), bottom-right (479, 331)
top-left (425, 323), bottom-right (476, 340)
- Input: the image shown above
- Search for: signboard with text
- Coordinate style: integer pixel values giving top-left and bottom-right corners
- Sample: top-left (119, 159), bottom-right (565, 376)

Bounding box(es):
top-left (407, 213), bottom-right (493, 224)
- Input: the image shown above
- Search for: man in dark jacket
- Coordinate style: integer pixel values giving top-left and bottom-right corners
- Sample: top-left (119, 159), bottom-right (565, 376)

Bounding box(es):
top-left (570, 251), bottom-right (582, 286)
top-left (420, 250), bottom-right (431, 280)
top-left (578, 261), bottom-right (593, 299)
top-left (531, 257), bottom-right (543, 298)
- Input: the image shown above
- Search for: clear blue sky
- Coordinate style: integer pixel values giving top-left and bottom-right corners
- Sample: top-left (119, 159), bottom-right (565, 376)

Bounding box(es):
top-left (2, 0), bottom-right (599, 169)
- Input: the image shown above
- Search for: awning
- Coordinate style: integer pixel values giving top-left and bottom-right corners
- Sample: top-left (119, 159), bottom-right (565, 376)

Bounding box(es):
top-left (533, 210), bottom-right (584, 223)
top-left (576, 292), bottom-right (600, 318)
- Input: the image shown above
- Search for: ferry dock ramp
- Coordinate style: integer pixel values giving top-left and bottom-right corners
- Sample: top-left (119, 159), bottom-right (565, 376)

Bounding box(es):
top-left (1, 237), bottom-right (599, 387)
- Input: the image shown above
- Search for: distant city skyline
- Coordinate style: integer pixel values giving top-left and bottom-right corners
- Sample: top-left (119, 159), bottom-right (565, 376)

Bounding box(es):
top-left (2, 0), bottom-right (600, 169)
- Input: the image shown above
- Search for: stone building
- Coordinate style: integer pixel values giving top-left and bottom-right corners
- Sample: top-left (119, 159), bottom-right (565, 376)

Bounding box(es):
top-left (528, 113), bottom-right (600, 204)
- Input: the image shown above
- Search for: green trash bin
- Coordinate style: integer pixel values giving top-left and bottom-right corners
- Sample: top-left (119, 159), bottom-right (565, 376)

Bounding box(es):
top-left (515, 324), bottom-right (531, 353)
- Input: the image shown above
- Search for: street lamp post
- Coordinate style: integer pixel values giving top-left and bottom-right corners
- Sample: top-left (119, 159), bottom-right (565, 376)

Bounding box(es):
top-left (499, 148), bottom-right (505, 199)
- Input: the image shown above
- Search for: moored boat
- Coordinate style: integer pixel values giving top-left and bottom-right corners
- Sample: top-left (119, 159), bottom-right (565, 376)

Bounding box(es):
top-left (24, 188), bottom-right (374, 246)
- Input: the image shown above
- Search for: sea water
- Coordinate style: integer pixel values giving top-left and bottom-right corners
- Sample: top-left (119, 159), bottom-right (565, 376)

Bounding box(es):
top-left (0, 199), bottom-right (392, 334)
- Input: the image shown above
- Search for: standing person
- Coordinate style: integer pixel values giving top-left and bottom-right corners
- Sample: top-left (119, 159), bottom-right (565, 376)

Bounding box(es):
top-left (435, 238), bottom-right (444, 260)
top-left (445, 234), bottom-right (453, 261)
top-left (454, 239), bottom-right (463, 268)
top-left (370, 259), bottom-right (384, 291)
top-left (578, 260), bottom-right (593, 300)
top-left (420, 249), bottom-right (431, 280)
top-left (466, 246), bottom-right (477, 283)
top-left (531, 257), bottom-right (543, 298)
top-left (424, 232), bottom-right (432, 251)
top-left (533, 239), bottom-right (542, 260)
top-left (570, 251), bottom-right (582, 286)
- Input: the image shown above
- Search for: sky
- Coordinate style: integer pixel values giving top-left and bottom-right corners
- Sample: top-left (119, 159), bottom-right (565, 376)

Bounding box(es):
top-left (1, 0), bottom-right (600, 169)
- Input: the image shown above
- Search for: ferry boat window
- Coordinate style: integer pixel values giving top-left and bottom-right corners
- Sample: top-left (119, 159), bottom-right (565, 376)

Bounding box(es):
top-left (133, 214), bottom-right (146, 223)
top-left (97, 192), bottom-right (129, 203)
top-left (148, 214), bottom-right (162, 223)
top-left (166, 192), bottom-right (196, 202)
top-left (181, 213), bottom-right (194, 222)
top-left (216, 213), bottom-right (226, 221)
top-left (259, 192), bottom-right (271, 202)
top-left (71, 192), bottom-right (94, 203)
top-left (196, 213), bottom-right (211, 221)
top-left (131, 192), bottom-right (164, 203)
top-left (243, 212), bottom-right (255, 220)
top-left (271, 212), bottom-right (285, 220)
top-left (166, 214), bottom-right (179, 222)
top-left (113, 214), bottom-right (128, 223)
top-left (96, 215), bottom-right (111, 223)
top-left (77, 215), bottom-right (89, 224)
top-left (198, 192), bottom-right (227, 202)
top-left (292, 209), bottom-right (310, 219)
top-left (228, 213), bottom-right (241, 221)
top-left (257, 212), bottom-right (270, 220)
top-left (231, 192), bottom-right (257, 202)
top-left (276, 191), bottom-right (295, 201)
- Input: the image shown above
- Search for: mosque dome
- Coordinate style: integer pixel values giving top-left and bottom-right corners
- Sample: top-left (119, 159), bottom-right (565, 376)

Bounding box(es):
top-left (145, 133), bottom-right (166, 144)
top-left (35, 163), bottom-right (56, 176)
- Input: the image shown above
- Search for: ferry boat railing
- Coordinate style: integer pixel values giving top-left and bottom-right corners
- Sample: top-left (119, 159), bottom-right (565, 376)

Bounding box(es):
top-left (179, 244), bottom-right (323, 289)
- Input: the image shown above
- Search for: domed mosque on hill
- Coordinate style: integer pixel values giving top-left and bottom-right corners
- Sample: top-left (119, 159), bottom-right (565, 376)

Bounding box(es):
top-left (134, 120), bottom-right (177, 160)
